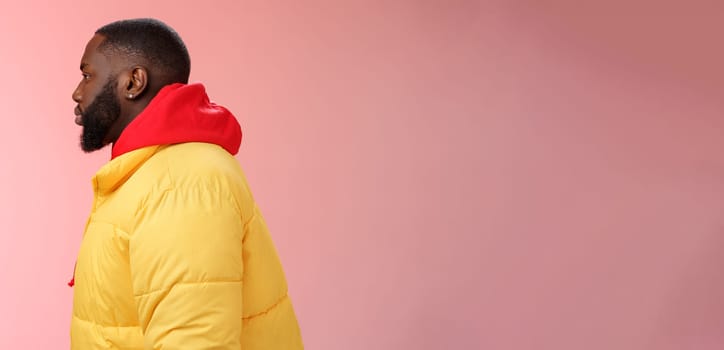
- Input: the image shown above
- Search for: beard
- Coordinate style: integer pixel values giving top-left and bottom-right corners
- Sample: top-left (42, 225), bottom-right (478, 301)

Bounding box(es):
top-left (80, 78), bottom-right (121, 153)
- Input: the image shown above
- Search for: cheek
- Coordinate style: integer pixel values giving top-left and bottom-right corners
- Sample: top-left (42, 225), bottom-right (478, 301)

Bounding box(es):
top-left (82, 86), bottom-right (100, 105)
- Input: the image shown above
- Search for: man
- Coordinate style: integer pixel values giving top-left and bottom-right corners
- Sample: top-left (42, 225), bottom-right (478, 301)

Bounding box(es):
top-left (69, 18), bottom-right (303, 349)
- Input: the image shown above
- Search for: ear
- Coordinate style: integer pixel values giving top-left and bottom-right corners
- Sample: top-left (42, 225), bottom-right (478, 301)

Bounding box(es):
top-left (122, 66), bottom-right (148, 100)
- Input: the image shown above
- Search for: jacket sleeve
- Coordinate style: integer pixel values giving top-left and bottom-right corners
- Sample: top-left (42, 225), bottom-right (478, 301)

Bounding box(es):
top-left (129, 187), bottom-right (244, 349)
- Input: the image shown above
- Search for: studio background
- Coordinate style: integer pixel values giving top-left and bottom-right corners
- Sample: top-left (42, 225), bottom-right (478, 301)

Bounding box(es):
top-left (0, 1), bottom-right (722, 349)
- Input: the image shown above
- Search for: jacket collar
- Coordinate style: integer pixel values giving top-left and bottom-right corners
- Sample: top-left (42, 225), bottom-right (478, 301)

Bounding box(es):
top-left (92, 145), bottom-right (162, 196)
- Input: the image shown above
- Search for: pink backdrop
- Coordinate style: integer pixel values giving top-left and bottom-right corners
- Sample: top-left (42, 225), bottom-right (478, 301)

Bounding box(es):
top-left (1, 1), bottom-right (723, 349)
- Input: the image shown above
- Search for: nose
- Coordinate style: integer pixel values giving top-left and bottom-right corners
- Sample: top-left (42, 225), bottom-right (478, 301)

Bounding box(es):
top-left (72, 84), bottom-right (82, 104)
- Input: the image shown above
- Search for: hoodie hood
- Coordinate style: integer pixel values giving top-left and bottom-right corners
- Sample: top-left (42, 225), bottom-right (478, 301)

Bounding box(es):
top-left (111, 83), bottom-right (242, 159)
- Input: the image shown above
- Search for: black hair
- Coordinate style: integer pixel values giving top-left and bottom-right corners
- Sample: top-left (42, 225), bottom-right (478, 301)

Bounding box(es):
top-left (95, 18), bottom-right (191, 84)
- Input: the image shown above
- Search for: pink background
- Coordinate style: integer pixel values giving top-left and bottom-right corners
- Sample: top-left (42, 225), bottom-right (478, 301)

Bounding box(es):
top-left (1, 1), bottom-right (723, 349)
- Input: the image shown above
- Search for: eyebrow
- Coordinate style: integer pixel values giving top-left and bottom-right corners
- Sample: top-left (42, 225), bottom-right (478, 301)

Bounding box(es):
top-left (80, 63), bottom-right (88, 71)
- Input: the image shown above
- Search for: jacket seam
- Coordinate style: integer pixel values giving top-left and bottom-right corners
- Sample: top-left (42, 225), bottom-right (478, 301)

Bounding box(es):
top-left (243, 292), bottom-right (289, 320)
top-left (71, 314), bottom-right (140, 328)
top-left (86, 218), bottom-right (125, 231)
top-left (133, 279), bottom-right (242, 298)
top-left (242, 212), bottom-right (258, 243)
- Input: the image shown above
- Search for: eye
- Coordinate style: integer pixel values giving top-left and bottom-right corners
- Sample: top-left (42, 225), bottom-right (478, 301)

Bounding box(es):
top-left (82, 73), bottom-right (91, 80)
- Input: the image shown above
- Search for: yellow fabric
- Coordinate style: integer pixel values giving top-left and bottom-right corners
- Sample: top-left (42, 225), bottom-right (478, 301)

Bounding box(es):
top-left (70, 143), bottom-right (303, 349)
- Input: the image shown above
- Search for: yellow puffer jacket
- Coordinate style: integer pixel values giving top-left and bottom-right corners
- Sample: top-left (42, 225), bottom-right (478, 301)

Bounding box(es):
top-left (71, 143), bottom-right (303, 349)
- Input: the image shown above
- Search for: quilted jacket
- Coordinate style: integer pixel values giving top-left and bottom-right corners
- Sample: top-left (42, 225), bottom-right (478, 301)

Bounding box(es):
top-left (69, 83), bottom-right (303, 349)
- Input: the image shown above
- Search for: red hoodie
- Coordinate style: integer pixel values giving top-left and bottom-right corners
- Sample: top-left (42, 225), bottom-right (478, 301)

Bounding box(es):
top-left (111, 83), bottom-right (242, 159)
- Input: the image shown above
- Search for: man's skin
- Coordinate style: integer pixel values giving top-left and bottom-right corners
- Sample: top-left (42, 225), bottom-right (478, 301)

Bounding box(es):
top-left (72, 34), bottom-right (159, 147)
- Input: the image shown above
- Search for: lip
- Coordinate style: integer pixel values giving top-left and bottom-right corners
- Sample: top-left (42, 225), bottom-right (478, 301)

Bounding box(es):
top-left (74, 107), bottom-right (83, 126)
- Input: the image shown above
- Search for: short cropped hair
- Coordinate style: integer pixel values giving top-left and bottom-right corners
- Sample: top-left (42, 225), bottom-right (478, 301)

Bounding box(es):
top-left (96, 18), bottom-right (191, 84)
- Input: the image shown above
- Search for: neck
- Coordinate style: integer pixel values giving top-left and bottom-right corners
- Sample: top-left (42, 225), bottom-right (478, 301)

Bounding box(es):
top-left (105, 83), bottom-right (167, 144)
top-left (104, 97), bottom-right (152, 145)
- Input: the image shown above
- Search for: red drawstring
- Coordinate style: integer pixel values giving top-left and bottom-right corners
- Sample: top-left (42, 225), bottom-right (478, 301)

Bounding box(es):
top-left (68, 261), bottom-right (77, 287)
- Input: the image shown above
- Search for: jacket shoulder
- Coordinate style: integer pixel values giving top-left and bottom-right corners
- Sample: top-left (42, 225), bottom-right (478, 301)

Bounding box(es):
top-left (135, 142), bottom-right (253, 211)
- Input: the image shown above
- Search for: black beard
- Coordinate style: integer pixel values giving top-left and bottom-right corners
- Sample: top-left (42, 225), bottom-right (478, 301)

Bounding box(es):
top-left (80, 79), bottom-right (121, 153)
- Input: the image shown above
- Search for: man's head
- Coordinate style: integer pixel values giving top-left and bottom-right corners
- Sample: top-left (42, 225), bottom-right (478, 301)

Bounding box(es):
top-left (72, 18), bottom-right (190, 152)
